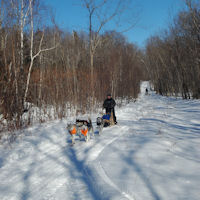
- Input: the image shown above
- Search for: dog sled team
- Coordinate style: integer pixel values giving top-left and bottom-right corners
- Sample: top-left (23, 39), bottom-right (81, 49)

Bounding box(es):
top-left (67, 94), bottom-right (117, 145)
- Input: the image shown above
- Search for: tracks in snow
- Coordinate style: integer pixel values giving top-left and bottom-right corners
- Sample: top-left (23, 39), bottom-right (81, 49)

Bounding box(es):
top-left (78, 125), bottom-right (136, 200)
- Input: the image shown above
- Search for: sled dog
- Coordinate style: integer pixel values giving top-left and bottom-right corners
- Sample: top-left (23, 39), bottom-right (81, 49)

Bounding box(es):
top-left (67, 118), bottom-right (93, 144)
top-left (96, 117), bottom-right (104, 134)
top-left (76, 118), bottom-right (94, 137)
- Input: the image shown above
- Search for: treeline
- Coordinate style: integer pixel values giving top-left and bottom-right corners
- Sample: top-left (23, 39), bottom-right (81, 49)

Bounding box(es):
top-left (0, 0), bottom-right (144, 132)
top-left (145, 0), bottom-right (200, 99)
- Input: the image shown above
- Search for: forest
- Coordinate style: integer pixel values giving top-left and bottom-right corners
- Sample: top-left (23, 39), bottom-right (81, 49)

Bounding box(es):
top-left (0, 0), bottom-right (199, 134)
top-left (145, 0), bottom-right (200, 99)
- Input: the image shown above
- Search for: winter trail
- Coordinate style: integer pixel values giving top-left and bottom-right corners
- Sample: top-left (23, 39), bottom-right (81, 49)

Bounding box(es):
top-left (0, 81), bottom-right (200, 200)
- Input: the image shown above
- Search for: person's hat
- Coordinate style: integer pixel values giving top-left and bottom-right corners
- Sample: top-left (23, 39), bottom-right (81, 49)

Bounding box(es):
top-left (107, 93), bottom-right (111, 97)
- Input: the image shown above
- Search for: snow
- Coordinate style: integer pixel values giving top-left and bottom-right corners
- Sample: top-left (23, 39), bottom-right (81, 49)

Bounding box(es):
top-left (0, 81), bottom-right (200, 200)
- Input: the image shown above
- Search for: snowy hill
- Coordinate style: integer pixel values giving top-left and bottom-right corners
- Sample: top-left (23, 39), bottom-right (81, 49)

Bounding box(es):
top-left (0, 81), bottom-right (200, 200)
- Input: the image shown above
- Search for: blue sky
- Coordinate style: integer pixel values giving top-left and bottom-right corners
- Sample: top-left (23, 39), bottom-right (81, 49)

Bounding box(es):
top-left (45, 0), bottom-right (184, 47)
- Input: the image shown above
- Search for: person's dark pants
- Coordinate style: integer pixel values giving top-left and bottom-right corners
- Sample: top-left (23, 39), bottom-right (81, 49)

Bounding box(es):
top-left (106, 108), bottom-right (117, 123)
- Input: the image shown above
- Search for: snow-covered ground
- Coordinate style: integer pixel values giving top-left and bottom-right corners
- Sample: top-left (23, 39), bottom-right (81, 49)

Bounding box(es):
top-left (0, 82), bottom-right (200, 200)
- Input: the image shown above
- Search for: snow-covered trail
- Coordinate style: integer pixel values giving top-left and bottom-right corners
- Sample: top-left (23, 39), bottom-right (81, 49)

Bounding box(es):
top-left (0, 82), bottom-right (200, 200)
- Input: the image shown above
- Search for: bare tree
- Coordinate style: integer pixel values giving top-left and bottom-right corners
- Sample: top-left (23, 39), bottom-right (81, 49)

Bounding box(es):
top-left (23, 0), bottom-right (58, 105)
top-left (82, 0), bottom-right (137, 106)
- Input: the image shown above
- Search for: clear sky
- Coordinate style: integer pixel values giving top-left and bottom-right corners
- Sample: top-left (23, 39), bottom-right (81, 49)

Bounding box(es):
top-left (45, 0), bottom-right (185, 47)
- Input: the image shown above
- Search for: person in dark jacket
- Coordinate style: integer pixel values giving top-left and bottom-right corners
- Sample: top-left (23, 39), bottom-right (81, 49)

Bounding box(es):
top-left (145, 88), bottom-right (148, 95)
top-left (103, 94), bottom-right (117, 124)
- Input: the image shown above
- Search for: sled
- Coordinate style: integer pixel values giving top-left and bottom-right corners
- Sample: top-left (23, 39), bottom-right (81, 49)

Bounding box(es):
top-left (96, 112), bottom-right (115, 134)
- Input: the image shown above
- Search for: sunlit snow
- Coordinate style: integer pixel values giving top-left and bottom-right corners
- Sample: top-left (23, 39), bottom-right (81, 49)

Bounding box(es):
top-left (0, 82), bottom-right (200, 200)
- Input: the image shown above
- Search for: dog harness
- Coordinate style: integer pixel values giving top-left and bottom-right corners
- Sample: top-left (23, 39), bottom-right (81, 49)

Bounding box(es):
top-left (81, 128), bottom-right (88, 136)
top-left (70, 127), bottom-right (77, 135)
